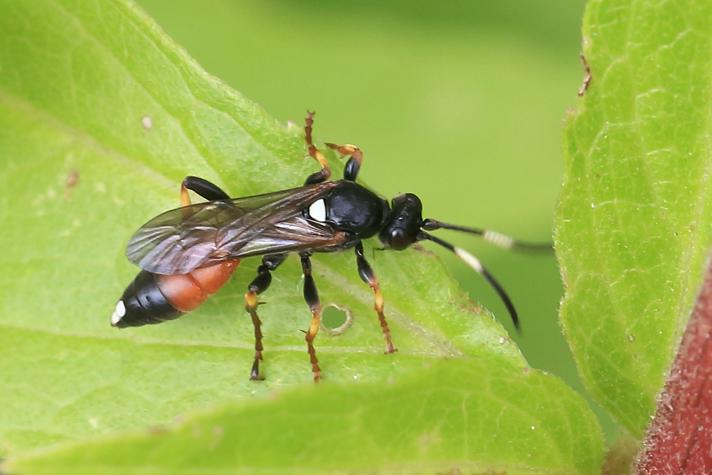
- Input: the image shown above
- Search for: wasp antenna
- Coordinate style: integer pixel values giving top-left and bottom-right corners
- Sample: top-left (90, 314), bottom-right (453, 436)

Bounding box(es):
top-left (421, 218), bottom-right (552, 253)
top-left (418, 231), bottom-right (520, 332)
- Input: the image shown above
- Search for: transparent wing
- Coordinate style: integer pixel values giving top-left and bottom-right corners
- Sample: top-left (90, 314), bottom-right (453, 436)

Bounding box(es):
top-left (126, 181), bottom-right (345, 274)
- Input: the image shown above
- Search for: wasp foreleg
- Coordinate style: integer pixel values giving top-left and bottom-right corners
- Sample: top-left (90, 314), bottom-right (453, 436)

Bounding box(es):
top-left (355, 242), bottom-right (396, 353)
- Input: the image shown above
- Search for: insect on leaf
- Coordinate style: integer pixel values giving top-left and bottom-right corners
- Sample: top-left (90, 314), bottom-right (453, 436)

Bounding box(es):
top-left (0, 0), bottom-right (602, 473)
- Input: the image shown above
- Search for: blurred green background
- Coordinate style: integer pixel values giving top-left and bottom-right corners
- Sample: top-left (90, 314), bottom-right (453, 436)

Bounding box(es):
top-left (138, 0), bottom-right (609, 433)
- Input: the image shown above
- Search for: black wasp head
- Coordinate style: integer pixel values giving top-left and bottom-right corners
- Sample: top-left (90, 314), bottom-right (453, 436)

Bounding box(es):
top-left (378, 193), bottom-right (423, 250)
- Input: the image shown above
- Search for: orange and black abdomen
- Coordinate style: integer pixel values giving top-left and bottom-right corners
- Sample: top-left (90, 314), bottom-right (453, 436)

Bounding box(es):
top-left (111, 260), bottom-right (239, 328)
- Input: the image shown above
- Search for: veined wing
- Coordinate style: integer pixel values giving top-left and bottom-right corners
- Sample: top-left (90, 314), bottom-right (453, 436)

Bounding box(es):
top-left (126, 181), bottom-right (344, 274)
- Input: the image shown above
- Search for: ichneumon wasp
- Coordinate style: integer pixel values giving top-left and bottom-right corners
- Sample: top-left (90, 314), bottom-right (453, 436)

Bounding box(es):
top-left (111, 111), bottom-right (550, 382)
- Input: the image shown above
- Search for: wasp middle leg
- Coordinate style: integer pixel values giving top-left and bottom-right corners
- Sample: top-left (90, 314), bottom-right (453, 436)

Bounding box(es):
top-left (300, 253), bottom-right (323, 382)
top-left (244, 253), bottom-right (288, 380)
top-left (355, 242), bottom-right (396, 353)
top-left (325, 142), bottom-right (363, 182)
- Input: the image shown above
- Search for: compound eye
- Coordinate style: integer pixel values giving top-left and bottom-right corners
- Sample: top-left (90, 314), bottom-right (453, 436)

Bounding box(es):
top-left (389, 229), bottom-right (410, 250)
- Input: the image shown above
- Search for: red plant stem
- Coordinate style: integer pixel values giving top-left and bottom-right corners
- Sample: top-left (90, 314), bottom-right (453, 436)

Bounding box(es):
top-left (636, 260), bottom-right (712, 474)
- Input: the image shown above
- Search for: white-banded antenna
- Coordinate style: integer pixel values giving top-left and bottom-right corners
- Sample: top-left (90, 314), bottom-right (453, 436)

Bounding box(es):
top-left (419, 231), bottom-right (520, 331)
top-left (421, 219), bottom-right (552, 252)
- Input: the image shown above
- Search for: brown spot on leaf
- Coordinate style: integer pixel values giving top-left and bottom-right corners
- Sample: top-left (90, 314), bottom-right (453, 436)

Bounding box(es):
top-left (603, 435), bottom-right (638, 475)
top-left (578, 54), bottom-right (592, 97)
top-left (64, 169), bottom-right (79, 199)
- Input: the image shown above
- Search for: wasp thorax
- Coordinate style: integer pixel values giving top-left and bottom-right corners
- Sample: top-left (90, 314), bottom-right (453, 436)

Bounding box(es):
top-left (378, 193), bottom-right (423, 250)
top-left (321, 181), bottom-right (389, 239)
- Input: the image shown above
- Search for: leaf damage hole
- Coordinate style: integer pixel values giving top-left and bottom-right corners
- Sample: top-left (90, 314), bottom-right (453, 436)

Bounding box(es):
top-left (321, 303), bottom-right (353, 335)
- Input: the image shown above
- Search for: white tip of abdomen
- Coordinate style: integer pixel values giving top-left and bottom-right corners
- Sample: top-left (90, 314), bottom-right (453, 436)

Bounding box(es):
top-left (111, 300), bottom-right (126, 326)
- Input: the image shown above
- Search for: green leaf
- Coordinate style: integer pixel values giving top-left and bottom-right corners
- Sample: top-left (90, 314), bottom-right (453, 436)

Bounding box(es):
top-left (6, 359), bottom-right (600, 475)
top-left (0, 0), bottom-right (602, 471)
top-left (557, 0), bottom-right (712, 437)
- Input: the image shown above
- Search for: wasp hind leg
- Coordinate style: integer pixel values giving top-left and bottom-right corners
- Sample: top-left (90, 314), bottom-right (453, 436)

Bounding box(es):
top-left (355, 242), bottom-right (396, 353)
top-left (180, 176), bottom-right (230, 205)
top-left (304, 111), bottom-right (332, 185)
top-left (244, 253), bottom-right (288, 380)
top-left (300, 253), bottom-right (323, 382)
